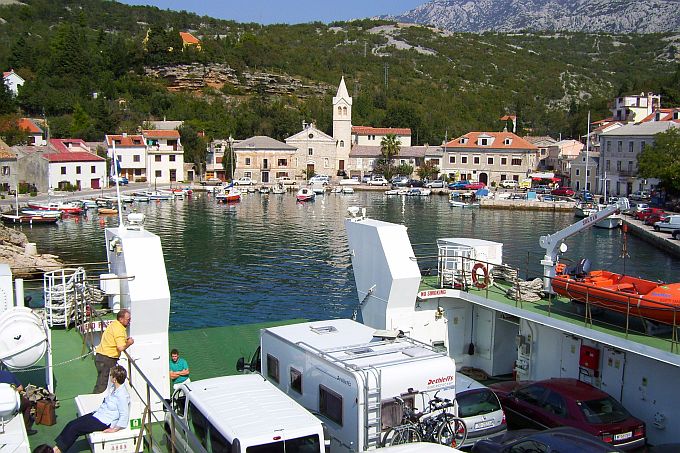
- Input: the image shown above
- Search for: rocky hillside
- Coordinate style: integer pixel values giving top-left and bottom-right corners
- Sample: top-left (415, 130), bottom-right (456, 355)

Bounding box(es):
top-left (384, 0), bottom-right (680, 33)
top-left (0, 225), bottom-right (62, 278)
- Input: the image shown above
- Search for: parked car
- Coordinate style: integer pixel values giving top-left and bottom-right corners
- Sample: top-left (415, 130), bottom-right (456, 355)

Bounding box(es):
top-left (408, 179), bottom-right (424, 188)
top-left (577, 191), bottom-right (594, 202)
top-left (448, 180), bottom-right (470, 190)
top-left (233, 177), bottom-right (256, 185)
top-left (627, 202), bottom-right (650, 216)
top-left (629, 190), bottom-right (650, 201)
top-left (472, 427), bottom-right (625, 453)
top-left (456, 373), bottom-right (507, 448)
top-left (644, 212), bottom-right (667, 226)
top-left (109, 176), bottom-right (129, 185)
top-left (277, 176), bottom-right (296, 185)
top-left (673, 229), bottom-right (680, 240)
top-left (635, 207), bottom-right (665, 222)
top-left (489, 378), bottom-right (645, 450)
top-left (425, 180), bottom-right (446, 189)
top-left (654, 215), bottom-right (680, 233)
top-left (499, 180), bottom-right (518, 189)
top-left (391, 176), bottom-right (410, 187)
top-left (308, 175), bottom-right (330, 186)
top-left (551, 187), bottom-right (575, 197)
top-left (200, 177), bottom-right (222, 186)
top-left (367, 177), bottom-right (389, 186)
top-left (465, 182), bottom-right (486, 190)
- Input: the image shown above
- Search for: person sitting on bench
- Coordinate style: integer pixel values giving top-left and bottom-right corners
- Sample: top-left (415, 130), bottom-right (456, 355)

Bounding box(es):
top-left (53, 365), bottom-right (130, 453)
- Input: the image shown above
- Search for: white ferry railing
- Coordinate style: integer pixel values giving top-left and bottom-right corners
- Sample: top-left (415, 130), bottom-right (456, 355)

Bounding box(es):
top-left (419, 253), bottom-right (680, 354)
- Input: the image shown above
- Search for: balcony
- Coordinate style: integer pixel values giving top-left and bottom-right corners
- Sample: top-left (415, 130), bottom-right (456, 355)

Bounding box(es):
top-left (618, 170), bottom-right (637, 177)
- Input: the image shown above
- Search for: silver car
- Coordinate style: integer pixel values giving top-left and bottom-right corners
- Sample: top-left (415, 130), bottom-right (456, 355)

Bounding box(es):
top-left (456, 373), bottom-right (507, 448)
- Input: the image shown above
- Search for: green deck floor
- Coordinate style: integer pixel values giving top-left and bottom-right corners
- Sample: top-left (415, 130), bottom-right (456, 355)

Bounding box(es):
top-left (15, 318), bottom-right (306, 452)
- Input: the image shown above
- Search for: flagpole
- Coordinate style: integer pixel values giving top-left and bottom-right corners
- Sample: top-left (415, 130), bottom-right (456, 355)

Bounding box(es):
top-left (112, 141), bottom-right (124, 226)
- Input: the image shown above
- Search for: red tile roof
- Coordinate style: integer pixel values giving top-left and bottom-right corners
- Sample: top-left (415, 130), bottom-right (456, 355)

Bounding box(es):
top-left (444, 132), bottom-right (538, 150)
top-left (142, 129), bottom-right (180, 138)
top-left (352, 126), bottom-right (412, 135)
top-left (18, 118), bottom-right (43, 134)
top-left (106, 134), bottom-right (145, 147)
top-left (43, 152), bottom-right (105, 163)
top-left (179, 32), bottom-right (200, 44)
top-left (49, 138), bottom-right (89, 153)
top-left (638, 108), bottom-right (680, 123)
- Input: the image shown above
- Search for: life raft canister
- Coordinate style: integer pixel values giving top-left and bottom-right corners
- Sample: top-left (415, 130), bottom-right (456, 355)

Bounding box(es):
top-left (472, 263), bottom-right (490, 289)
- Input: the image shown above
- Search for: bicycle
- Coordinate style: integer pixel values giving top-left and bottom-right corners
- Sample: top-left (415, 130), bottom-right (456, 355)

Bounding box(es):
top-left (381, 393), bottom-right (468, 448)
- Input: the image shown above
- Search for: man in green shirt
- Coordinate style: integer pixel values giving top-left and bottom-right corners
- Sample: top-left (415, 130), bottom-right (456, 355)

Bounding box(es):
top-left (169, 348), bottom-right (190, 389)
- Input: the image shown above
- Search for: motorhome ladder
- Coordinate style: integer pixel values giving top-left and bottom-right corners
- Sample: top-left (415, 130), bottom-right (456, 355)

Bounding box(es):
top-left (362, 367), bottom-right (382, 449)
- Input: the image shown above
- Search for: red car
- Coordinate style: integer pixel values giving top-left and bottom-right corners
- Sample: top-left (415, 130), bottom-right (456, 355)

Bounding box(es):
top-left (465, 182), bottom-right (487, 190)
top-left (635, 207), bottom-right (665, 222)
top-left (644, 213), bottom-right (668, 226)
top-left (489, 378), bottom-right (645, 450)
top-left (550, 187), bottom-right (575, 197)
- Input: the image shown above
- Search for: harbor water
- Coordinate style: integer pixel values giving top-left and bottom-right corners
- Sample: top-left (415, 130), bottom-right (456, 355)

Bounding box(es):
top-left (17, 191), bottom-right (680, 331)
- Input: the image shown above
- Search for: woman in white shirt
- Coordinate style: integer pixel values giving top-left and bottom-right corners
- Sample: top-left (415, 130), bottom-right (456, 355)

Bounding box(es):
top-left (53, 365), bottom-right (130, 453)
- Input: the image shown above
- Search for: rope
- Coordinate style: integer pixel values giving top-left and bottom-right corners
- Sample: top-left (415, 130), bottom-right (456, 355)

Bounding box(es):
top-left (491, 264), bottom-right (519, 282)
top-left (14, 350), bottom-right (94, 373)
top-left (503, 278), bottom-right (545, 302)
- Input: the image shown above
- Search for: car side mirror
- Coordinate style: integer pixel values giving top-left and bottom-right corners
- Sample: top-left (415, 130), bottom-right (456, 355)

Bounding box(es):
top-left (236, 357), bottom-right (246, 372)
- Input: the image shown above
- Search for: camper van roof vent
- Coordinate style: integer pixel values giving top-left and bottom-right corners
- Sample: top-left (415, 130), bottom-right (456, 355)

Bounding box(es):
top-left (372, 329), bottom-right (400, 340)
top-left (402, 347), bottom-right (434, 358)
top-left (310, 325), bottom-right (338, 334)
top-left (347, 347), bottom-right (374, 355)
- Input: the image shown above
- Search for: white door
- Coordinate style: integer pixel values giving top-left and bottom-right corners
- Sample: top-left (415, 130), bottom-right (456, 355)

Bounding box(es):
top-left (560, 335), bottom-right (581, 378)
top-left (446, 307), bottom-right (467, 360)
top-left (600, 347), bottom-right (625, 400)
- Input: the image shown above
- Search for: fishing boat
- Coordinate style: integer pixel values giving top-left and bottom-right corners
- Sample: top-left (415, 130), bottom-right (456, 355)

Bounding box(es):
top-left (216, 187), bottom-right (242, 203)
top-left (131, 194), bottom-right (150, 202)
top-left (1, 213), bottom-right (59, 224)
top-left (552, 263), bottom-right (680, 325)
top-left (296, 187), bottom-right (315, 202)
top-left (27, 201), bottom-right (83, 215)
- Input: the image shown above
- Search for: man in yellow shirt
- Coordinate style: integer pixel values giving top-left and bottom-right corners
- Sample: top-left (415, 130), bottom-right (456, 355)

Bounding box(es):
top-left (93, 309), bottom-right (134, 393)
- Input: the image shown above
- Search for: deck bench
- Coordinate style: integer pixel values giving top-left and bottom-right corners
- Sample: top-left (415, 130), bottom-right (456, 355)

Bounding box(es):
top-left (74, 391), bottom-right (142, 453)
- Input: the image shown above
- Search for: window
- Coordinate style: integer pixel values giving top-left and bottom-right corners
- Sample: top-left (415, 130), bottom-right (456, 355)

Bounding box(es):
top-left (339, 140), bottom-right (344, 147)
top-left (480, 138), bottom-right (488, 146)
top-left (617, 141), bottom-right (622, 152)
top-left (245, 157), bottom-right (251, 166)
top-left (76, 166), bottom-right (81, 174)
top-left (155, 155), bottom-right (162, 162)
top-left (473, 156), bottom-right (480, 164)
top-left (640, 141), bottom-right (646, 151)
top-left (576, 169), bottom-right (580, 176)
top-left (133, 155), bottom-right (140, 162)
top-left (187, 402), bottom-right (208, 448)
top-left (290, 368), bottom-right (302, 394)
top-left (61, 166), bottom-right (66, 175)
top-left (606, 141), bottom-right (611, 152)
top-left (628, 161), bottom-right (633, 171)
top-left (169, 155), bottom-right (176, 162)
top-left (319, 385), bottom-right (343, 426)
top-left (90, 165), bottom-right (96, 173)
top-left (511, 158), bottom-right (522, 166)
top-left (210, 427), bottom-right (231, 452)
top-left (277, 159), bottom-right (288, 166)
top-left (501, 157), bottom-right (507, 165)
top-left (543, 391), bottom-right (568, 418)
top-left (515, 385), bottom-right (546, 406)
top-left (628, 142), bottom-right (634, 153)
top-left (266, 354), bottom-right (279, 383)
top-left (1, 166), bottom-right (9, 176)
top-left (155, 170), bottom-right (162, 177)
top-left (460, 137), bottom-right (468, 144)
top-left (586, 169), bottom-right (590, 177)
top-left (449, 156), bottom-right (456, 164)
top-left (134, 169), bottom-right (142, 176)
top-left (244, 171), bottom-right (252, 178)
top-left (504, 138), bottom-right (512, 145)
top-left (616, 161), bottom-right (622, 171)
top-left (606, 160), bottom-right (610, 171)
top-left (487, 157), bottom-right (494, 165)
top-left (461, 156), bottom-right (468, 164)
top-left (324, 158), bottom-right (329, 168)
top-left (308, 148), bottom-right (313, 156)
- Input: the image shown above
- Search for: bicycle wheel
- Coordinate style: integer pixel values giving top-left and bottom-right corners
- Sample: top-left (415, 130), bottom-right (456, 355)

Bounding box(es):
top-left (382, 425), bottom-right (422, 446)
top-left (436, 416), bottom-right (468, 448)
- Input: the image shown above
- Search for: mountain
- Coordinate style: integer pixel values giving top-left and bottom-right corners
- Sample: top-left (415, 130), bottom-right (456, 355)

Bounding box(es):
top-left (384, 0), bottom-right (680, 33)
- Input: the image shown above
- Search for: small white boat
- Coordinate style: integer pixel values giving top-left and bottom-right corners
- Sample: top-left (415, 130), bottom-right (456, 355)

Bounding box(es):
top-left (272, 184), bottom-right (286, 194)
top-left (259, 186), bottom-right (271, 194)
top-left (331, 186), bottom-right (343, 194)
top-left (407, 188), bottom-right (431, 196)
top-left (137, 190), bottom-right (173, 200)
top-left (384, 189), bottom-right (400, 195)
top-left (296, 187), bottom-right (316, 202)
top-left (594, 212), bottom-right (623, 229)
top-left (342, 187), bottom-right (355, 194)
top-left (79, 199), bottom-right (98, 209)
top-left (21, 209), bottom-right (62, 218)
top-left (216, 187), bottom-right (242, 203)
top-left (132, 195), bottom-right (150, 202)
top-left (574, 202), bottom-right (598, 218)
top-left (450, 199), bottom-right (480, 208)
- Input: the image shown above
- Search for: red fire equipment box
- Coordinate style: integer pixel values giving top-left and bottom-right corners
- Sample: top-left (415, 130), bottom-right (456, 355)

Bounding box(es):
top-left (579, 345), bottom-right (600, 370)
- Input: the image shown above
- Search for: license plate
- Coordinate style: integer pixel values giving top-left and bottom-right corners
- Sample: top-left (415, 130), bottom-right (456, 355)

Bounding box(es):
top-left (474, 420), bottom-right (495, 429)
top-left (614, 432), bottom-right (632, 441)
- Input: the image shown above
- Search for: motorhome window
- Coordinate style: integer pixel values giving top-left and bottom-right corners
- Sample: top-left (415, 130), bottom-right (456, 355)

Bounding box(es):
top-left (209, 426), bottom-right (232, 453)
top-left (381, 396), bottom-right (415, 429)
top-left (310, 325), bottom-right (338, 334)
top-left (319, 385), bottom-right (343, 426)
top-left (267, 354), bottom-right (280, 383)
top-left (187, 402), bottom-right (209, 448)
top-left (246, 434), bottom-right (321, 453)
top-left (290, 367), bottom-right (302, 394)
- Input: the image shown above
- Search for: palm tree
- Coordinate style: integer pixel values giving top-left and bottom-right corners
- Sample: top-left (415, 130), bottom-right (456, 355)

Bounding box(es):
top-left (380, 134), bottom-right (401, 179)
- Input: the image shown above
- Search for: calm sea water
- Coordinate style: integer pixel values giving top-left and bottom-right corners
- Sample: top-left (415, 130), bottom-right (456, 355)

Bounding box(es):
top-left (16, 191), bottom-right (680, 331)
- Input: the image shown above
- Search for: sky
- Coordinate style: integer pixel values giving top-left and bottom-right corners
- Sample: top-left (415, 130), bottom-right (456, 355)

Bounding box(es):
top-left (119, 0), bottom-right (426, 25)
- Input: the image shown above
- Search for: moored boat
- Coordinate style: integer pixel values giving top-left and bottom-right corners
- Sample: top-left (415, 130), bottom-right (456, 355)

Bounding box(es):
top-left (296, 187), bottom-right (315, 202)
top-left (27, 201), bottom-right (83, 215)
top-left (216, 187), bottom-right (242, 203)
top-left (21, 209), bottom-right (62, 218)
top-left (1, 213), bottom-right (59, 224)
top-left (449, 199), bottom-right (480, 208)
top-left (341, 187), bottom-right (354, 194)
top-left (552, 264), bottom-right (680, 325)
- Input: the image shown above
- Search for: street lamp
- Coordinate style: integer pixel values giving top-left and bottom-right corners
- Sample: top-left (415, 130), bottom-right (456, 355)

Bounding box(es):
top-left (228, 135), bottom-right (235, 181)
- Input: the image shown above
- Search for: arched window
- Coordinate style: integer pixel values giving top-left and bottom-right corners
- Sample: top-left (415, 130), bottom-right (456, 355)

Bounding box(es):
top-left (337, 106), bottom-right (342, 115)
top-left (339, 140), bottom-right (344, 147)
top-left (342, 106), bottom-right (348, 116)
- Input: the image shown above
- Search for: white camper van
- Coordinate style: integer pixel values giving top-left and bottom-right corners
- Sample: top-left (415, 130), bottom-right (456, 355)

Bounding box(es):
top-left (164, 374), bottom-right (327, 453)
top-left (249, 319), bottom-right (460, 452)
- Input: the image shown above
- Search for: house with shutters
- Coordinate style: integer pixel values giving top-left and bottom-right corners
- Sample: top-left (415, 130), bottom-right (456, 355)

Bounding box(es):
top-left (440, 131), bottom-right (539, 185)
top-left (18, 118), bottom-right (45, 146)
top-left (105, 134), bottom-right (146, 184)
top-left (232, 136), bottom-right (298, 184)
top-left (142, 129), bottom-right (184, 184)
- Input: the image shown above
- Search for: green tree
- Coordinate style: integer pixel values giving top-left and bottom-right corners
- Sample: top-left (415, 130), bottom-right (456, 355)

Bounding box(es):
top-left (0, 115), bottom-right (29, 146)
top-left (395, 163), bottom-right (414, 177)
top-left (637, 128), bottom-right (680, 193)
top-left (179, 123), bottom-right (208, 170)
top-left (0, 84), bottom-right (16, 115)
top-left (417, 160), bottom-right (440, 181)
top-left (70, 103), bottom-right (95, 139)
top-left (221, 139), bottom-right (235, 180)
top-left (378, 133), bottom-right (401, 179)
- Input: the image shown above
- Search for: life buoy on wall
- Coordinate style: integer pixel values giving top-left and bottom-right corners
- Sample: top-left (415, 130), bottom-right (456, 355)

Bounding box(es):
top-left (471, 263), bottom-right (490, 289)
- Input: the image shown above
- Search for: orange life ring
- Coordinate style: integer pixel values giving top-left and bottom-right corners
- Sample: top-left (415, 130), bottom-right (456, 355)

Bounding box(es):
top-left (471, 263), bottom-right (489, 289)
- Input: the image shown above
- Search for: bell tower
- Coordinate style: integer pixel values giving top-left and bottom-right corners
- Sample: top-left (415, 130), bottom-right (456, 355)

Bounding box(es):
top-left (333, 77), bottom-right (352, 171)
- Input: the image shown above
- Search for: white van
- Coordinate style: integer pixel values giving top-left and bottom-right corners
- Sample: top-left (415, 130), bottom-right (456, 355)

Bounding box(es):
top-left (499, 180), bottom-right (518, 189)
top-left (164, 374), bottom-right (327, 453)
top-left (654, 215), bottom-right (680, 233)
